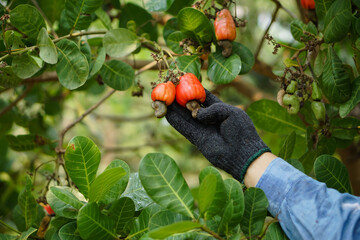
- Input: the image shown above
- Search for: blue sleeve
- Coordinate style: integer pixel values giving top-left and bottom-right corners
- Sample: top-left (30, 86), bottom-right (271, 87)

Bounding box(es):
top-left (256, 157), bottom-right (360, 240)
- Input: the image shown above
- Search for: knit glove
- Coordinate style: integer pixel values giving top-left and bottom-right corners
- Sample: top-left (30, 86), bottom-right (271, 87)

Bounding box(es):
top-left (166, 90), bottom-right (271, 182)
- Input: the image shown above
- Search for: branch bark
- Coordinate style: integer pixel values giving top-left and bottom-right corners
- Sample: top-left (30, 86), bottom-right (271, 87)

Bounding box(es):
top-left (0, 83), bottom-right (33, 117)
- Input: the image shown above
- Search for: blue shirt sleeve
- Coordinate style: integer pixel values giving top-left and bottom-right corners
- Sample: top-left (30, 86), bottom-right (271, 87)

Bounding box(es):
top-left (256, 157), bottom-right (360, 240)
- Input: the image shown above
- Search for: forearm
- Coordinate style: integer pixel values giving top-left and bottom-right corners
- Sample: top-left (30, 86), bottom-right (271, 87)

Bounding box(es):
top-left (244, 152), bottom-right (277, 187)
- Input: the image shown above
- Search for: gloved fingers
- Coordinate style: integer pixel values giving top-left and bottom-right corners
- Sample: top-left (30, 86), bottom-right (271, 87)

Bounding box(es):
top-left (196, 103), bottom-right (234, 124)
top-left (166, 102), bottom-right (207, 145)
top-left (202, 89), bottom-right (222, 107)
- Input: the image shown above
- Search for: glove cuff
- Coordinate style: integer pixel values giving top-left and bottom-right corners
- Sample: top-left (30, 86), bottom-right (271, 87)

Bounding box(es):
top-left (237, 147), bottom-right (272, 183)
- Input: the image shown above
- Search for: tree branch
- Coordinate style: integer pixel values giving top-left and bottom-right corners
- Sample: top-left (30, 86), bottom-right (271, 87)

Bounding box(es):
top-left (0, 83), bottom-right (33, 117)
top-left (201, 226), bottom-right (224, 240)
top-left (271, 0), bottom-right (297, 19)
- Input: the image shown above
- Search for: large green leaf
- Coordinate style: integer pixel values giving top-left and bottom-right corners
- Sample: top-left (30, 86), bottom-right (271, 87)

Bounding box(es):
top-left (122, 173), bottom-right (153, 211)
top-left (89, 47), bottom-right (106, 78)
top-left (65, 0), bottom-right (103, 31)
top-left (119, 3), bottom-right (158, 41)
top-left (290, 19), bottom-right (318, 42)
top-left (163, 18), bottom-right (178, 42)
top-left (149, 221), bottom-right (202, 239)
top-left (37, 0), bottom-right (65, 23)
top-left (265, 222), bottom-right (288, 240)
top-left (167, 0), bottom-right (194, 15)
top-left (207, 51), bottom-right (241, 84)
top-left (321, 47), bottom-right (352, 103)
top-left (144, 0), bottom-right (175, 12)
top-left (100, 60), bottom-right (134, 91)
top-left (331, 117), bottom-right (360, 140)
top-left (88, 167), bottom-right (126, 202)
top-left (198, 174), bottom-right (217, 216)
top-left (12, 53), bottom-right (44, 79)
top-left (56, 39), bottom-right (89, 90)
top-left (198, 166), bottom-right (227, 218)
top-left (224, 179), bottom-right (244, 228)
top-left (64, 136), bottom-right (101, 199)
top-left (109, 197), bottom-right (135, 234)
top-left (19, 227), bottom-right (37, 240)
top-left (103, 28), bottom-right (140, 58)
top-left (232, 42), bottom-right (255, 74)
top-left (37, 28), bottom-right (58, 64)
top-left (174, 56), bottom-right (201, 79)
top-left (278, 131), bottom-right (296, 160)
top-left (128, 204), bottom-right (162, 239)
top-left (18, 176), bottom-right (38, 229)
top-left (77, 203), bottom-right (117, 240)
top-left (217, 200), bottom-right (234, 235)
top-left (240, 188), bottom-right (269, 239)
top-left (177, 8), bottom-right (214, 44)
top-left (166, 31), bottom-right (186, 54)
top-left (6, 134), bottom-right (46, 151)
top-left (10, 4), bottom-right (46, 42)
top-left (139, 153), bottom-right (195, 219)
top-left (339, 77), bottom-right (360, 117)
top-left (247, 100), bottom-right (306, 134)
top-left (314, 0), bottom-right (335, 26)
top-left (102, 160), bottom-right (130, 205)
top-left (58, 222), bottom-right (81, 240)
top-left (46, 186), bottom-right (84, 219)
top-left (323, 0), bottom-right (352, 43)
top-left (95, 8), bottom-right (112, 30)
top-left (314, 155), bottom-right (352, 193)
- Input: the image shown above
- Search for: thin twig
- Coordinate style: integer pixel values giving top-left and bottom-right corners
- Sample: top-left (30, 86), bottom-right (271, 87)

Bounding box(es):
top-left (254, 5), bottom-right (280, 60)
top-left (201, 226), bottom-right (224, 240)
top-left (271, 0), bottom-right (297, 19)
top-left (0, 83), bottom-right (33, 118)
top-left (30, 0), bottom-right (58, 38)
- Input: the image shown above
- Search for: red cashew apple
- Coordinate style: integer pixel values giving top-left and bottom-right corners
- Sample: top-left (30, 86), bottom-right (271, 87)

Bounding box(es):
top-left (151, 81), bottom-right (176, 118)
top-left (176, 73), bottom-right (206, 118)
top-left (42, 204), bottom-right (55, 215)
top-left (301, 0), bottom-right (315, 10)
top-left (214, 9), bottom-right (237, 57)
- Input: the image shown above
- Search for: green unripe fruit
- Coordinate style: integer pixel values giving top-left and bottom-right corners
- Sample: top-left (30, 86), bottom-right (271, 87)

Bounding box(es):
top-left (311, 81), bottom-right (322, 100)
top-left (311, 101), bottom-right (326, 122)
top-left (283, 94), bottom-right (300, 114)
top-left (286, 80), bottom-right (297, 94)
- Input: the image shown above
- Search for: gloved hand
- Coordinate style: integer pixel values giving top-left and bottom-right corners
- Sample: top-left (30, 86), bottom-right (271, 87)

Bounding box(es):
top-left (166, 90), bottom-right (271, 182)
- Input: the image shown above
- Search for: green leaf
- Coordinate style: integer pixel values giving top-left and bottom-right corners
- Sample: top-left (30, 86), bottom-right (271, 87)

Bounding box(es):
top-left (323, 0), bottom-right (352, 43)
top-left (10, 4), bottom-right (46, 42)
top-left (148, 211), bottom-right (189, 231)
top-left (0, 66), bottom-right (22, 88)
top-left (102, 160), bottom-right (130, 205)
top-left (37, 0), bottom-right (65, 23)
top-left (37, 28), bottom-right (58, 64)
top-left (139, 153), bottom-right (195, 219)
top-left (100, 60), bottom-right (134, 91)
top-left (129, 204), bottom-right (162, 239)
top-left (199, 167), bottom-right (227, 218)
top-left (177, 8), bottom-right (214, 44)
top-left (89, 47), bottom-right (106, 78)
top-left (79, 40), bottom-right (91, 64)
top-left (217, 200), bottom-right (233, 234)
top-left (95, 8), bottom-right (112, 30)
top-left (247, 100), bottom-right (306, 134)
top-left (198, 174), bottom-right (217, 216)
top-left (103, 28), bottom-right (140, 58)
top-left (122, 173), bottom-right (153, 211)
top-left (339, 77), bottom-right (360, 117)
top-left (265, 222), bottom-right (288, 240)
top-left (167, 0), bottom-right (194, 15)
top-left (144, 0), bottom-right (175, 12)
top-left (12, 53), bottom-right (44, 79)
top-left (13, 204), bottom-right (27, 231)
top-left (58, 222), bottom-right (81, 240)
top-left (119, 3), bottom-right (158, 41)
top-left (224, 179), bottom-right (244, 228)
top-left (314, 155), bottom-right (352, 193)
top-left (6, 134), bottom-right (46, 151)
top-left (321, 47), bottom-right (352, 103)
top-left (163, 18), bottom-right (178, 42)
top-left (174, 55), bottom-right (201, 79)
top-left (240, 188), bottom-right (269, 239)
top-left (149, 221), bottom-right (202, 239)
top-left (18, 176), bottom-right (38, 229)
top-left (232, 42), bottom-right (255, 74)
top-left (19, 227), bottom-right (37, 240)
top-left (89, 167), bottom-right (126, 202)
top-left (278, 131), bottom-right (296, 160)
top-left (290, 19), bottom-right (318, 42)
top-left (331, 117), bottom-right (360, 140)
top-left (56, 39), bottom-right (89, 90)
top-left (208, 51), bottom-right (241, 84)
top-left (77, 203), bottom-right (117, 240)
top-left (64, 136), bottom-right (101, 199)
top-left (46, 186), bottom-right (84, 219)
top-left (315, 0), bottom-right (335, 26)
top-left (0, 234), bottom-right (19, 240)
top-left (65, 0), bottom-right (103, 31)
top-left (109, 197), bottom-right (135, 234)
top-left (166, 31), bottom-right (185, 54)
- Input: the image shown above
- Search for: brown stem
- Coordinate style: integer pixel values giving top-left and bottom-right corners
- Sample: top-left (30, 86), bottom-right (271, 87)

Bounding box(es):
top-left (201, 226), bottom-right (224, 240)
top-left (186, 100), bottom-right (201, 118)
top-left (271, 0), bottom-right (297, 19)
top-left (255, 4), bottom-right (280, 60)
top-left (0, 83), bottom-right (33, 117)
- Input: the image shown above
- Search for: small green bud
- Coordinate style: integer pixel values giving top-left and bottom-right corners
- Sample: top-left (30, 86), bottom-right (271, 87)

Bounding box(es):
top-left (283, 94), bottom-right (300, 114)
top-left (311, 101), bottom-right (326, 122)
top-left (311, 81), bottom-right (322, 100)
top-left (286, 80), bottom-right (297, 94)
